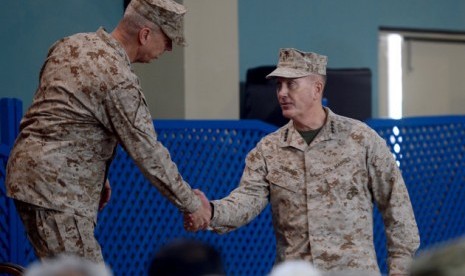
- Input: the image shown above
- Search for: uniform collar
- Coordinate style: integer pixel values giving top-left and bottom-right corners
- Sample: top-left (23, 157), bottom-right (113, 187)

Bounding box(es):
top-left (278, 107), bottom-right (339, 151)
top-left (96, 27), bottom-right (131, 66)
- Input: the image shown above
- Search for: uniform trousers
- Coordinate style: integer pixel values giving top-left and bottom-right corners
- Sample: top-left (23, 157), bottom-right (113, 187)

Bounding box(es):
top-left (14, 200), bottom-right (103, 263)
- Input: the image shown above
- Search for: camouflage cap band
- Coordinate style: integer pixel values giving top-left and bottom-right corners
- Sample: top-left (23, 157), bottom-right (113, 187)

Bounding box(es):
top-left (129, 0), bottom-right (187, 46)
top-left (266, 48), bottom-right (328, 79)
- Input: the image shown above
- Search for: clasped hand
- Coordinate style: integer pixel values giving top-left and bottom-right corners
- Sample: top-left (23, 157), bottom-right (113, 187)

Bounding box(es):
top-left (184, 189), bottom-right (211, 232)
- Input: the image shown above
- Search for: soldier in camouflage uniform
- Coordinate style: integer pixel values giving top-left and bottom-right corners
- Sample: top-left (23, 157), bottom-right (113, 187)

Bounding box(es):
top-left (5, 0), bottom-right (210, 262)
top-left (186, 48), bottom-right (420, 275)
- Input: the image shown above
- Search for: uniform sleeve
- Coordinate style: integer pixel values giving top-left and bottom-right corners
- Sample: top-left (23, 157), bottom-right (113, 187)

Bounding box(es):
top-left (367, 129), bottom-right (420, 275)
top-left (209, 146), bottom-right (270, 234)
top-left (104, 87), bottom-right (200, 213)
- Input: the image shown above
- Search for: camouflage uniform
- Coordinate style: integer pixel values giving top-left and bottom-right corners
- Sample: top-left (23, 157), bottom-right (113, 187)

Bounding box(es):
top-left (210, 108), bottom-right (420, 275)
top-left (5, 28), bottom-right (200, 259)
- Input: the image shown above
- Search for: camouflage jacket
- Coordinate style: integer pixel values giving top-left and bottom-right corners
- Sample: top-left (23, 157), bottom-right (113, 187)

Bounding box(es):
top-left (6, 27), bottom-right (200, 219)
top-left (211, 108), bottom-right (420, 275)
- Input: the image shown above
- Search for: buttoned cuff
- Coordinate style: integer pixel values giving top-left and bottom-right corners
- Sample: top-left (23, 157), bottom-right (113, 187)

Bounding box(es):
top-left (210, 201), bottom-right (221, 226)
top-left (389, 257), bottom-right (413, 275)
top-left (208, 201), bottom-right (231, 234)
top-left (181, 191), bottom-right (201, 213)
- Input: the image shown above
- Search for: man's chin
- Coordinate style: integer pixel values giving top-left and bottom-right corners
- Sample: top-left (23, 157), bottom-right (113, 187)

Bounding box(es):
top-left (281, 111), bottom-right (293, 120)
top-left (141, 57), bottom-right (158, 63)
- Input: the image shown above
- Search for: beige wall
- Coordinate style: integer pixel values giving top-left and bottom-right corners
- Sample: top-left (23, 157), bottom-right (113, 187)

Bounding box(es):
top-left (403, 40), bottom-right (465, 117)
top-left (134, 0), bottom-right (239, 119)
top-left (379, 31), bottom-right (465, 118)
top-left (184, 0), bottom-right (239, 119)
top-left (133, 48), bottom-right (185, 119)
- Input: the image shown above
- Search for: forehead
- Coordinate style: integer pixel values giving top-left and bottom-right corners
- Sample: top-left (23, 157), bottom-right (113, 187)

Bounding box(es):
top-left (276, 76), bottom-right (311, 84)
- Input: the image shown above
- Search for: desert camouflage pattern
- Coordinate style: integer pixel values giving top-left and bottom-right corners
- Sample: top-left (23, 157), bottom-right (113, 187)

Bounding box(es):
top-left (129, 0), bottom-right (187, 46)
top-left (211, 108), bottom-right (419, 275)
top-left (15, 200), bottom-right (104, 262)
top-left (266, 48), bottom-right (328, 79)
top-left (410, 237), bottom-right (465, 276)
top-left (5, 27), bottom-right (200, 221)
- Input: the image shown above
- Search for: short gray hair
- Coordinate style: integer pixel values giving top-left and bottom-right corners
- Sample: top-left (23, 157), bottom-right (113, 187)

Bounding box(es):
top-left (121, 4), bottom-right (159, 35)
top-left (24, 254), bottom-right (113, 276)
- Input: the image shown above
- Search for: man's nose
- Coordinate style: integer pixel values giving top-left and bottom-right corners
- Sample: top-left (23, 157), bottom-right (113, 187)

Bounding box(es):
top-left (277, 86), bottom-right (288, 99)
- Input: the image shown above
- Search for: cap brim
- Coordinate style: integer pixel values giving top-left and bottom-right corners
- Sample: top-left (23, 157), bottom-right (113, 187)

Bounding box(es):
top-left (265, 67), bottom-right (312, 79)
top-left (170, 34), bottom-right (186, 46)
top-left (160, 27), bottom-right (186, 47)
top-left (173, 38), bottom-right (187, 47)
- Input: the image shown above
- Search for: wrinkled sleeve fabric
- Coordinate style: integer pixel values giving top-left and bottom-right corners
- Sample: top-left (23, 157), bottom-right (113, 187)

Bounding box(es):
top-left (210, 145), bottom-right (270, 234)
top-left (367, 129), bottom-right (420, 275)
top-left (104, 86), bottom-right (200, 213)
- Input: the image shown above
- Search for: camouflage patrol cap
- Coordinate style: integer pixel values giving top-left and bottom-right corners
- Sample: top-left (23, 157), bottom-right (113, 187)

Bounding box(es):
top-left (266, 48), bottom-right (328, 79)
top-left (128, 0), bottom-right (187, 46)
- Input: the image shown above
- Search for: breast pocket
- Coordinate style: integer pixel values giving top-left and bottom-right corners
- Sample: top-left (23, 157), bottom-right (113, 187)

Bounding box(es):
top-left (314, 155), bottom-right (368, 205)
top-left (267, 171), bottom-right (305, 208)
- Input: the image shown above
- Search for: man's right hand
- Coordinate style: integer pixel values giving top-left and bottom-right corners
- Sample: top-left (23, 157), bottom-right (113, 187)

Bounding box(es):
top-left (184, 189), bottom-right (211, 232)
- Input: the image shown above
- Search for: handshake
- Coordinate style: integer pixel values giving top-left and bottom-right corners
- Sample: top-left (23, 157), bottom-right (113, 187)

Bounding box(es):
top-left (184, 189), bottom-right (212, 232)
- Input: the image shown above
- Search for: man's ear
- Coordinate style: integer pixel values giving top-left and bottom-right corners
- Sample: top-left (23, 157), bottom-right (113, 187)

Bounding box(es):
top-left (138, 27), bottom-right (151, 45)
top-left (314, 80), bottom-right (324, 99)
